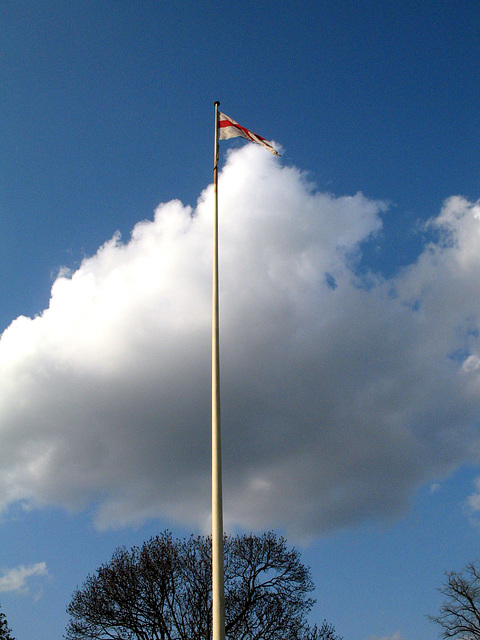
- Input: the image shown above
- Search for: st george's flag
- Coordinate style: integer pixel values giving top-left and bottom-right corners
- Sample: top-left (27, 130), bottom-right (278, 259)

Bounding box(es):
top-left (218, 111), bottom-right (280, 156)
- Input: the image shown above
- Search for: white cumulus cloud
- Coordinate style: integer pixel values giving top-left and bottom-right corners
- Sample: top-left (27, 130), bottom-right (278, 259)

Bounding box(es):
top-left (0, 562), bottom-right (48, 594)
top-left (1, 145), bottom-right (480, 536)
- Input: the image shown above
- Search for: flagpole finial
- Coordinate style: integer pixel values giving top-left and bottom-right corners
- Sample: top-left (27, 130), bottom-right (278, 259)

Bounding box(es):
top-left (214, 100), bottom-right (220, 107)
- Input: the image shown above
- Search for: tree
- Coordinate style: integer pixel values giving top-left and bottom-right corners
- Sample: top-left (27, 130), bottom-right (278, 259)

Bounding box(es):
top-left (66, 531), bottom-right (341, 640)
top-left (0, 604), bottom-right (15, 640)
top-left (306, 622), bottom-right (341, 640)
top-left (429, 561), bottom-right (480, 639)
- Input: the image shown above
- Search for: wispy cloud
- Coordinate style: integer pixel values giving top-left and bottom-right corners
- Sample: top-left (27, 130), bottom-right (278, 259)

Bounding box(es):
top-left (0, 146), bottom-right (480, 537)
top-left (0, 562), bottom-right (48, 594)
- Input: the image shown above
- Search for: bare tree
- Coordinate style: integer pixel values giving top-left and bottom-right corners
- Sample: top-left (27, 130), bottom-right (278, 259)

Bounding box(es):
top-left (66, 531), bottom-right (341, 640)
top-left (429, 561), bottom-right (480, 639)
top-left (306, 622), bottom-right (341, 640)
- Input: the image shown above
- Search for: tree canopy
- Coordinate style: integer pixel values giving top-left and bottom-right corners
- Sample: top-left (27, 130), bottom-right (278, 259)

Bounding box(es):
top-left (66, 531), bottom-right (341, 640)
top-left (0, 604), bottom-right (15, 640)
top-left (429, 561), bottom-right (480, 639)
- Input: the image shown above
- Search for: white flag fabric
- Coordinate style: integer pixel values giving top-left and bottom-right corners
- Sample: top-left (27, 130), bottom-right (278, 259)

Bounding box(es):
top-left (218, 111), bottom-right (280, 156)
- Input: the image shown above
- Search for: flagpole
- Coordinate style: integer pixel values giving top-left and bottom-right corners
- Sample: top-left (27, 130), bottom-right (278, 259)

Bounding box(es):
top-left (212, 100), bottom-right (226, 640)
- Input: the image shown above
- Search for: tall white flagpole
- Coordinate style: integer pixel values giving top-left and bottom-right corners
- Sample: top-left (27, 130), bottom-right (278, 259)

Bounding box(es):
top-left (212, 100), bottom-right (226, 640)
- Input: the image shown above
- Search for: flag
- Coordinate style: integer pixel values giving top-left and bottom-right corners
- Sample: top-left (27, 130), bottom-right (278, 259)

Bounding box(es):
top-left (218, 111), bottom-right (280, 156)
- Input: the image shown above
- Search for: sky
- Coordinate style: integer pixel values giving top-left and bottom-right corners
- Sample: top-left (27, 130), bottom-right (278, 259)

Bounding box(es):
top-left (1, 2), bottom-right (480, 639)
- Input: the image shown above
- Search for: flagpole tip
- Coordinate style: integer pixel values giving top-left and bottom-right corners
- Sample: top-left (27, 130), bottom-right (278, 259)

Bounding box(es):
top-left (214, 100), bottom-right (220, 107)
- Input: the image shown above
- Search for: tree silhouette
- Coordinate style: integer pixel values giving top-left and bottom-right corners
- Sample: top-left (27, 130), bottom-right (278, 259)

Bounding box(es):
top-left (66, 531), bottom-right (341, 640)
top-left (0, 604), bottom-right (15, 640)
top-left (429, 561), bottom-right (480, 639)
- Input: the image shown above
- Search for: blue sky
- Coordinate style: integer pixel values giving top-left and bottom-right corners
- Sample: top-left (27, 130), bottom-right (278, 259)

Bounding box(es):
top-left (1, 2), bottom-right (480, 639)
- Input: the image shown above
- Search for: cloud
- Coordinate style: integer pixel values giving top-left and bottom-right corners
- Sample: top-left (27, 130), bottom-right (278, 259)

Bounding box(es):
top-left (466, 475), bottom-right (480, 524)
top-left (0, 145), bottom-right (480, 536)
top-left (0, 562), bottom-right (48, 595)
top-left (368, 633), bottom-right (406, 640)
